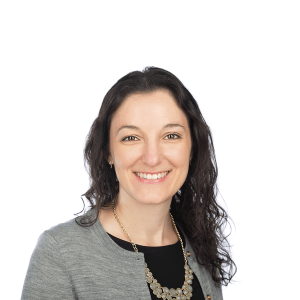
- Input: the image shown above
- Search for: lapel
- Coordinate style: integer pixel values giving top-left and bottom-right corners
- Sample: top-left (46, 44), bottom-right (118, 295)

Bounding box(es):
top-left (176, 222), bottom-right (223, 300)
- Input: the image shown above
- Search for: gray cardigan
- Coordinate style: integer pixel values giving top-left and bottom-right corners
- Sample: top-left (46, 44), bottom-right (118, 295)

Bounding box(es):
top-left (21, 210), bottom-right (223, 300)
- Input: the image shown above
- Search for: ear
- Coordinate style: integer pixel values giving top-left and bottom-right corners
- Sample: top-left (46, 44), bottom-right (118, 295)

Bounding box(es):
top-left (107, 154), bottom-right (112, 164)
top-left (189, 149), bottom-right (193, 161)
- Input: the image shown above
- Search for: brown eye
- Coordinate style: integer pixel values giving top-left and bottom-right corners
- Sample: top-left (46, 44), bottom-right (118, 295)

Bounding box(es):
top-left (165, 134), bottom-right (181, 140)
top-left (122, 136), bottom-right (138, 141)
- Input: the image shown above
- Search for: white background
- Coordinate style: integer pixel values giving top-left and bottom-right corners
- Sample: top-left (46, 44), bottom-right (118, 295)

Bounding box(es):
top-left (1, 1), bottom-right (299, 299)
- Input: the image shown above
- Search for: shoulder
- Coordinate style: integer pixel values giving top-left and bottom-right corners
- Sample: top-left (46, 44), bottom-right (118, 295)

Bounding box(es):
top-left (21, 212), bottom-right (98, 300)
top-left (39, 209), bottom-right (99, 253)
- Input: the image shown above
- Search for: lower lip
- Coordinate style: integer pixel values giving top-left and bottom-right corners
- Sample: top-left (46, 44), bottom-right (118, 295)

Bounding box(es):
top-left (134, 171), bottom-right (171, 184)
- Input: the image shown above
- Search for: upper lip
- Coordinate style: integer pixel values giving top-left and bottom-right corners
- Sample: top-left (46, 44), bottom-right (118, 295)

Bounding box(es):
top-left (133, 170), bottom-right (171, 174)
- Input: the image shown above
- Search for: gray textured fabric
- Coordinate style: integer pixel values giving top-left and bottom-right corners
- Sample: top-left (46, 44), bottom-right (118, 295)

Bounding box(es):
top-left (21, 209), bottom-right (223, 300)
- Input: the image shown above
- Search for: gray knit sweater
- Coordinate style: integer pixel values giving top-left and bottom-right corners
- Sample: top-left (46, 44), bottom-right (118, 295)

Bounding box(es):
top-left (21, 210), bottom-right (223, 300)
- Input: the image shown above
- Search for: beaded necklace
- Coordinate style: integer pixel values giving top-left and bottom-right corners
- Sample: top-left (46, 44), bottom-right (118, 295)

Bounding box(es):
top-left (112, 203), bottom-right (194, 299)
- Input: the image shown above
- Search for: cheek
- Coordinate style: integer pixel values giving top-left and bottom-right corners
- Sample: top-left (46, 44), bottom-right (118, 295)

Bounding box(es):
top-left (113, 146), bottom-right (138, 168)
top-left (166, 144), bottom-right (190, 167)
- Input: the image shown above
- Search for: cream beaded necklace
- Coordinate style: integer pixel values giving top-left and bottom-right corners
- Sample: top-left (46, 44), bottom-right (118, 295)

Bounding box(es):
top-left (112, 202), bottom-right (194, 300)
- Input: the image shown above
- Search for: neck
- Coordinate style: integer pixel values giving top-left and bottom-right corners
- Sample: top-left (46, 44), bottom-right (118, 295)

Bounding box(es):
top-left (111, 193), bottom-right (178, 247)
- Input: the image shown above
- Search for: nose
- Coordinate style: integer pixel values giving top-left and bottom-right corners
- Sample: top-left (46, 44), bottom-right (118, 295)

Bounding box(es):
top-left (141, 139), bottom-right (163, 167)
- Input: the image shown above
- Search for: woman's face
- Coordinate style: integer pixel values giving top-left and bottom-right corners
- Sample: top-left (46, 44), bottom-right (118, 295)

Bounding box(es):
top-left (109, 89), bottom-right (192, 206)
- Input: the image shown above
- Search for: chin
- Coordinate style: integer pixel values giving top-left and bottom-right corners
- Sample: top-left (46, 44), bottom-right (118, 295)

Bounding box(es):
top-left (135, 194), bottom-right (172, 206)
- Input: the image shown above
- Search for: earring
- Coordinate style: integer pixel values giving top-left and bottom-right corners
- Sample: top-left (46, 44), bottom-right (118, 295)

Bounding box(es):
top-left (109, 161), bottom-right (113, 168)
top-left (189, 157), bottom-right (192, 165)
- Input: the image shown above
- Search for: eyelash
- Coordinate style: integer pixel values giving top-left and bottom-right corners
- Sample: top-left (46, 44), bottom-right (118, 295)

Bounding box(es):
top-left (122, 134), bottom-right (181, 141)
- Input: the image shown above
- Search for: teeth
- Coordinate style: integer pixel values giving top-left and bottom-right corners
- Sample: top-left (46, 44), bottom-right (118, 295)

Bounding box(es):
top-left (135, 171), bottom-right (169, 180)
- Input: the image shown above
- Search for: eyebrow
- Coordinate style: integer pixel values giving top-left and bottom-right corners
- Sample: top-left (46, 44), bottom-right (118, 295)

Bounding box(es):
top-left (116, 123), bottom-right (186, 134)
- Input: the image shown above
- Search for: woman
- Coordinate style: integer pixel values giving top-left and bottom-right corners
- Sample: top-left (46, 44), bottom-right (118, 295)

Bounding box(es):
top-left (22, 67), bottom-right (236, 300)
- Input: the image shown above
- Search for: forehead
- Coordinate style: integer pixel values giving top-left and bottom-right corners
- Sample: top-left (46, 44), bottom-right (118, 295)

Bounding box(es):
top-left (111, 90), bottom-right (188, 128)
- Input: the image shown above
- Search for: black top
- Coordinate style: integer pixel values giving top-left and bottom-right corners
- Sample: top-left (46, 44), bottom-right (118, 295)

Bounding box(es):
top-left (107, 226), bottom-right (204, 300)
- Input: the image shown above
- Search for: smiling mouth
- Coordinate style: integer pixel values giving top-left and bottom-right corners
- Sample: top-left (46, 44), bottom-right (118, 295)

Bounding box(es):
top-left (133, 171), bottom-right (171, 180)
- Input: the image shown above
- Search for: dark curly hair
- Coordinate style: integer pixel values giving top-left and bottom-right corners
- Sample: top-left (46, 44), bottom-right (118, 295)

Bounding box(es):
top-left (79, 66), bottom-right (236, 286)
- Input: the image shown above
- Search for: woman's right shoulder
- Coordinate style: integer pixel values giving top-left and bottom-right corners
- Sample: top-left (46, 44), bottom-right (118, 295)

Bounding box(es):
top-left (39, 209), bottom-right (98, 249)
top-left (22, 209), bottom-right (99, 300)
